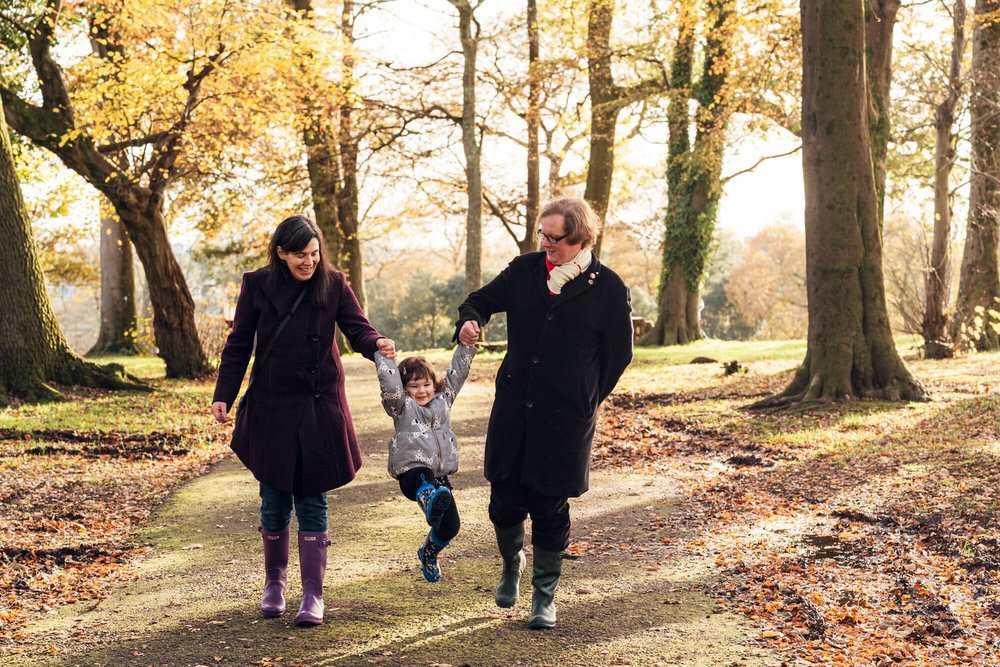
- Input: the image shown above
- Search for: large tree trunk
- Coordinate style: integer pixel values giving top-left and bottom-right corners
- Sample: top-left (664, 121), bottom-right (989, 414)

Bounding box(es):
top-left (952, 0), bottom-right (1000, 352)
top-left (337, 0), bottom-right (366, 311)
top-left (520, 0), bottom-right (541, 256)
top-left (642, 0), bottom-right (732, 346)
top-left (757, 0), bottom-right (926, 406)
top-left (923, 0), bottom-right (967, 359)
top-left (288, 0), bottom-right (364, 362)
top-left (865, 0), bottom-right (900, 224)
top-left (113, 193), bottom-right (210, 378)
top-left (0, 98), bottom-right (143, 403)
top-left (450, 0), bottom-right (483, 293)
top-left (88, 206), bottom-right (139, 356)
top-left (302, 116), bottom-right (343, 266)
top-left (288, 0), bottom-right (348, 285)
top-left (584, 0), bottom-right (619, 257)
top-left (647, 260), bottom-right (701, 344)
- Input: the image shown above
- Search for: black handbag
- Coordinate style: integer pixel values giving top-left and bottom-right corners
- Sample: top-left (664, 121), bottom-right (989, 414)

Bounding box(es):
top-left (235, 286), bottom-right (308, 415)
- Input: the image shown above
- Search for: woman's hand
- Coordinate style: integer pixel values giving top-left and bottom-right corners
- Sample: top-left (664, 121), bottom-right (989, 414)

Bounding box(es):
top-left (376, 338), bottom-right (397, 359)
top-left (459, 320), bottom-right (481, 346)
top-left (211, 401), bottom-right (230, 424)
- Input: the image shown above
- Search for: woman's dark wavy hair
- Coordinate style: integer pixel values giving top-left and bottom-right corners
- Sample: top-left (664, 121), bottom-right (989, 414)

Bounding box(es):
top-left (266, 215), bottom-right (332, 306)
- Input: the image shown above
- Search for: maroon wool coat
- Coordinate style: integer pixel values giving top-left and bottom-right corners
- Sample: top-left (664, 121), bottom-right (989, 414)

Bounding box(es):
top-left (213, 267), bottom-right (382, 496)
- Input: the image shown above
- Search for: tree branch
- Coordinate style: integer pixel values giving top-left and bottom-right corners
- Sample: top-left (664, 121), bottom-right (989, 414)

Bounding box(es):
top-left (97, 131), bottom-right (173, 154)
top-left (721, 145), bottom-right (802, 184)
top-left (483, 189), bottom-right (522, 243)
top-left (29, 0), bottom-right (74, 122)
top-left (149, 44), bottom-right (229, 193)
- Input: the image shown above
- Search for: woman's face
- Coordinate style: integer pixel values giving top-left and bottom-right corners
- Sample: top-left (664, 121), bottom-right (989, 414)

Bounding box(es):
top-left (277, 237), bottom-right (320, 282)
top-left (539, 213), bottom-right (585, 266)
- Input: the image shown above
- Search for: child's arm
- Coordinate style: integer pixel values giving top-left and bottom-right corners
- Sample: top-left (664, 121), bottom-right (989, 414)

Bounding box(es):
top-left (442, 343), bottom-right (477, 404)
top-left (374, 351), bottom-right (406, 416)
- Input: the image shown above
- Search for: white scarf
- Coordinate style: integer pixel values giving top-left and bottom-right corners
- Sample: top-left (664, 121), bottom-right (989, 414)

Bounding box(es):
top-left (546, 248), bottom-right (593, 295)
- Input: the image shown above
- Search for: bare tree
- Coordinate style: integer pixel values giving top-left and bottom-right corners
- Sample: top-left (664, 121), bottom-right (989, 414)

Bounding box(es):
top-left (952, 0), bottom-right (1000, 351)
top-left (85, 5), bottom-right (138, 356)
top-left (585, 0), bottom-right (665, 256)
top-left (448, 0), bottom-right (485, 293)
top-left (866, 0), bottom-right (901, 223)
top-left (923, 0), bottom-right (968, 358)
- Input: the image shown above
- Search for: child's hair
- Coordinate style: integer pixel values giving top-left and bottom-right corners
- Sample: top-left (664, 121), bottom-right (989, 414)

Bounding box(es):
top-left (398, 356), bottom-right (445, 394)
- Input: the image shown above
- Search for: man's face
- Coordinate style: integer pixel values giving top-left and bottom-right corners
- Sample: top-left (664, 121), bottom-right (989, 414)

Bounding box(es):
top-left (538, 214), bottom-right (585, 266)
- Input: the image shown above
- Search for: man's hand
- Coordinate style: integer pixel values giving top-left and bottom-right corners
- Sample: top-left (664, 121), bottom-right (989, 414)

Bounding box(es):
top-left (376, 338), bottom-right (397, 359)
top-left (211, 401), bottom-right (230, 424)
top-left (459, 320), bottom-right (481, 346)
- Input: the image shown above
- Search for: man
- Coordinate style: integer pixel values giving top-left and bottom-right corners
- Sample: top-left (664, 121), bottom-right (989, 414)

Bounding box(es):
top-left (455, 196), bottom-right (633, 629)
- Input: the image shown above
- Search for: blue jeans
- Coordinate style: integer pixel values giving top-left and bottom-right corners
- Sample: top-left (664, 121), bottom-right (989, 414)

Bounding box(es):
top-left (259, 482), bottom-right (329, 532)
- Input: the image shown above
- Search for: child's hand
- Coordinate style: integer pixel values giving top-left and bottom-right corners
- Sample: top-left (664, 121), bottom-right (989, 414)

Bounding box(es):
top-left (376, 338), bottom-right (397, 359)
top-left (459, 320), bottom-right (480, 346)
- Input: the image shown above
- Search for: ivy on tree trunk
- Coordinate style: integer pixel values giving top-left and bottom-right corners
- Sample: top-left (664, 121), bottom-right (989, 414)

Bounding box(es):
top-left (642, 0), bottom-right (732, 346)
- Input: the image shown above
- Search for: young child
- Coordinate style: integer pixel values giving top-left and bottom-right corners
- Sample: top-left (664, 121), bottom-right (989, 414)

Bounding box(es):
top-left (375, 343), bottom-right (476, 582)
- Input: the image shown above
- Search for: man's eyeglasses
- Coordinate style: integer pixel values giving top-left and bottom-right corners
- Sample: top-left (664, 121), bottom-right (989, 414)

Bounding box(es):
top-left (537, 230), bottom-right (569, 244)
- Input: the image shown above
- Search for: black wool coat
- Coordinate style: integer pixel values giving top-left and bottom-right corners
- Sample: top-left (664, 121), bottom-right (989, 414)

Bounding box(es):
top-left (213, 267), bottom-right (382, 496)
top-left (455, 251), bottom-right (633, 498)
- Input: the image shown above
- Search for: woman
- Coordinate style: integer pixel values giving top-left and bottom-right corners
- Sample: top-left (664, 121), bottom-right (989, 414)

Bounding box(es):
top-left (211, 215), bottom-right (395, 627)
top-left (455, 196), bottom-right (633, 629)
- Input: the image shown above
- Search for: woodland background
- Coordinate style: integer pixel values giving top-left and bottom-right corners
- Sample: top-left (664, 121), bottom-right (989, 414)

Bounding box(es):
top-left (1, 0), bottom-right (994, 365)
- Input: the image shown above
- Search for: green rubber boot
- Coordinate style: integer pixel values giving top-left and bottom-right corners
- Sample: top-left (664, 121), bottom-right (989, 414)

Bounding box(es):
top-left (494, 523), bottom-right (526, 608)
top-left (527, 547), bottom-right (563, 629)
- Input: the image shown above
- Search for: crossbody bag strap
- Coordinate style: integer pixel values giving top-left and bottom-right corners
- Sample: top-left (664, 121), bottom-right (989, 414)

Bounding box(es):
top-left (240, 286), bottom-right (308, 401)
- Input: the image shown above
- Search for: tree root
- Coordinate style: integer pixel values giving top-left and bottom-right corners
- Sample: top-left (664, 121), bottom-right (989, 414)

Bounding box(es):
top-left (1, 353), bottom-right (150, 405)
top-left (749, 367), bottom-right (931, 412)
top-left (52, 354), bottom-right (150, 393)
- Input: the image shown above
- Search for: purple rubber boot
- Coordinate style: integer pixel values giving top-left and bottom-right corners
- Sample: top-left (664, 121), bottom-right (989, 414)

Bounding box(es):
top-left (259, 526), bottom-right (289, 618)
top-left (294, 531), bottom-right (330, 627)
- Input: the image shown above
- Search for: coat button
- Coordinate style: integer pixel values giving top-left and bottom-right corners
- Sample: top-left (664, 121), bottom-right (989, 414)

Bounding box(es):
top-left (546, 313), bottom-right (554, 320)
top-left (314, 392), bottom-right (321, 398)
top-left (310, 367), bottom-right (317, 374)
top-left (310, 335), bottom-right (319, 342)
top-left (531, 356), bottom-right (539, 364)
top-left (526, 401), bottom-right (534, 408)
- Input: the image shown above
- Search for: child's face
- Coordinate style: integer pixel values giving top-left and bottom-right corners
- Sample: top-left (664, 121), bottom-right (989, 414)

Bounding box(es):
top-left (404, 376), bottom-right (435, 406)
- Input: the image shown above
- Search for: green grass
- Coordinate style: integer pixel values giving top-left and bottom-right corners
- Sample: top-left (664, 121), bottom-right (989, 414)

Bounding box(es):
top-left (91, 354), bottom-right (167, 379)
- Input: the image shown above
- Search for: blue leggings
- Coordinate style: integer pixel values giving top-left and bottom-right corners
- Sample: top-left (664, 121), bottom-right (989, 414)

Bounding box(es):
top-left (259, 482), bottom-right (328, 532)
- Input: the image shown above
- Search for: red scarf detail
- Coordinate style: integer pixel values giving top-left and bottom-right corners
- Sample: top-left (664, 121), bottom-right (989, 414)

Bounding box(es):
top-left (545, 258), bottom-right (557, 294)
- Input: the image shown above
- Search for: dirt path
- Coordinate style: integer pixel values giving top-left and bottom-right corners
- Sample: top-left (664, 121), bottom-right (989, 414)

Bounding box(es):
top-left (6, 358), bottom-right (772, 667)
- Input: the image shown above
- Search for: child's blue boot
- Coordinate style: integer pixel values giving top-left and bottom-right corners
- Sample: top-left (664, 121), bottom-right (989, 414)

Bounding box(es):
top-left (415, 475), bottom-right (452, 530)
top-left (417, 529), bottom-right (449, 582)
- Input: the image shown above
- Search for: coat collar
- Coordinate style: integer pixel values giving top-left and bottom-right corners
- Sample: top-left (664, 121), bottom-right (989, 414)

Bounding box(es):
top-left (258, 267), bottom-right (309, 316)
top-left (534, 252), bottom-right (602, 309)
